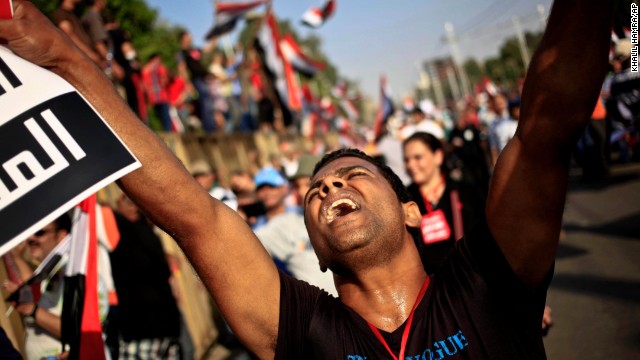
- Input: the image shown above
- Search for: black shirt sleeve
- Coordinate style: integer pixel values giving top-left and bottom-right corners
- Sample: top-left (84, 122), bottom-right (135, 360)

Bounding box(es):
top-left (275, 270), bottom-right (336, 358)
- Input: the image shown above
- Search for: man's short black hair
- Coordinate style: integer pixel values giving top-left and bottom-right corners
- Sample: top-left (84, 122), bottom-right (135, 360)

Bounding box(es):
top-left (52, 212), bottom-right (72, 233)
top-left (312, 148), bottom-right (411, 203)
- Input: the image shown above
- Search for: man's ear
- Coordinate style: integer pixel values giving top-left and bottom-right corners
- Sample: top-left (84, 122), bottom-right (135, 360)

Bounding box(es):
top-left (403, 201), bottom-right (422, 229)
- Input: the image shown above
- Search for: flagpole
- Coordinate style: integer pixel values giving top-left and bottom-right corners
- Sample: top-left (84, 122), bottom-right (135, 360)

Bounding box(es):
top-left (252, 5), bottom-right (286, 132)
top-left (223, 34), bottom-right (236, 59)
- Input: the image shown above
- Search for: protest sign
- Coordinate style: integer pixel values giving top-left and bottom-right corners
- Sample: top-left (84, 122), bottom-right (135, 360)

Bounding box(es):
top-left (0, 46), bottom-right (140, 256)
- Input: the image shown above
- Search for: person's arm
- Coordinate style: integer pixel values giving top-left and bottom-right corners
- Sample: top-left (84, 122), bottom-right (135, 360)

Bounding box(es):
top-left (14, 302), bottom-right (61, 338)
top-left (0, 2), bottom-right (280, 358)
top-left (176, 56), bottom-right (197, 97)
top-left (9, 243), bottom-right (34, 282)
top-left (56, 20), bottom-right (103, 66)
top-left (486, 0), bottom-right (613, 288)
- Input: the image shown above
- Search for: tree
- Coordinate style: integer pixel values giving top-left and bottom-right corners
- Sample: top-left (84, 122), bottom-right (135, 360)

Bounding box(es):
top-left (30, 0), bottom-right (57, 17)
top-left (463, 58), bottom-right (484, 88)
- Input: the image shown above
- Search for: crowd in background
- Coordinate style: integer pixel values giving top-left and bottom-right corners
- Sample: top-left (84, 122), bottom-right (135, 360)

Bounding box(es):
top-left (45, 0), bottom-right (640, 170)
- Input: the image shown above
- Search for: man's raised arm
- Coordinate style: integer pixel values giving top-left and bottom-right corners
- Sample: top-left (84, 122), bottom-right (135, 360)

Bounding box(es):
top-left (0, 2), bottom-right (280, 357)
top-left (487, 0), bottom-right (613, 288)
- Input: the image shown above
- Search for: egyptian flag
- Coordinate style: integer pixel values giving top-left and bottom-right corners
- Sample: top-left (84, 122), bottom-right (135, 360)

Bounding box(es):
top-left (332, 81), bottom-right (360, 121)
top-left (205, 1), bottom-right (267, 40)
top-left (300, 84), bottom-right (318, 137)
top-left (61, 194), bottom-right (106, 360)
top-left (373, 74), bottom-right (394, 139)
top-left (477, 76), bottom-right (499, 97)
top-left (255, 11), bottom-right (302, 126)
top-left (280, 34), bottom-right (325, 78)
top-left (301, 0), bottom-right (336, 29)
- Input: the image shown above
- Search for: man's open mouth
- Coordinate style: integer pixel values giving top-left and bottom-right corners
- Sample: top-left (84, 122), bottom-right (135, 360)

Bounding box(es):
top-left (326, 198), bottom-right (360, 224)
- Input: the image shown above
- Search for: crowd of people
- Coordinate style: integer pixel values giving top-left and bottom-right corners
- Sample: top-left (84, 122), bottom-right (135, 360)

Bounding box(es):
top-left (50, 0), bottom-right (295, 136)
top-left (0, 0), bottom-right (637, 359)
top-left (39, 0), bottom-right (640, 169)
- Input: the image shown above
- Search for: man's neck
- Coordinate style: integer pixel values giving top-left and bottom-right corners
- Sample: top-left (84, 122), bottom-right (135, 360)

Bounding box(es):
top-left (336, 241), bottom-right (427, 332)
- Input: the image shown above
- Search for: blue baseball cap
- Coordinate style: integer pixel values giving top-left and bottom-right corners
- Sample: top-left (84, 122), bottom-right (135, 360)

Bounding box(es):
top-left (254, 167), bottom-right (287, 188)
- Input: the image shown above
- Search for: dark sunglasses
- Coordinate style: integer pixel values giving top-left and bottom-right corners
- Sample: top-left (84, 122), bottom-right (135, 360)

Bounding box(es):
top-left (33, 228), bottom-right (57, 237)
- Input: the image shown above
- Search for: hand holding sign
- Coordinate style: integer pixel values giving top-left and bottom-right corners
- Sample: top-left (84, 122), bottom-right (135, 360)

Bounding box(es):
top-left (0, 1), bottom-right (139, 255)
top-left (0, 0), bottom-right (12, 20)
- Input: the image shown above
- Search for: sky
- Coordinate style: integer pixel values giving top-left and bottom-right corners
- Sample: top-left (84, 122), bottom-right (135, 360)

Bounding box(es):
top-left (145, 0), bottom-right (554, 100)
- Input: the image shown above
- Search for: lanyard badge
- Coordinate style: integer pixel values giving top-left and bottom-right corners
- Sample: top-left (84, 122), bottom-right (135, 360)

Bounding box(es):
top-left (420, 209), bottom-right (451, 244)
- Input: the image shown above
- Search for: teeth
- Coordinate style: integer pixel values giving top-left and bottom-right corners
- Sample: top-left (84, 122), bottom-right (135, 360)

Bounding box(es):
top-left (326, 199), bottom-right (358, 223)
top-left (330, 199), bottom-right (357, 210)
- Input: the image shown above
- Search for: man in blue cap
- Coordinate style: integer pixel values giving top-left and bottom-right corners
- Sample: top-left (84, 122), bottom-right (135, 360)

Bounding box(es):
top-left (252, 167), bottom-right (291, 231)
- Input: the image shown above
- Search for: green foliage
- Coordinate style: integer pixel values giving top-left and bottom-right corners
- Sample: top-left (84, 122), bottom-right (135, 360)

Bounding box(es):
top-left (104, 0), bottom-right (182, 68)
top-left (134, 22), bottom-right (184, 69)
top-left (106, 0), bottom-right (156, 35)
top-left (463, 58), bottom-right (483, 88)
top-left (30, 0), bottom-right (58, 17)
top-left (463, 30), bottom-right (544, 92)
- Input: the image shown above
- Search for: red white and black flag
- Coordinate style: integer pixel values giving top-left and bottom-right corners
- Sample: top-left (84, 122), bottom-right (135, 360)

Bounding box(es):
top-left (61, 194), bottom-right (106, 360)
top-left (205, 0), bottom-right (267, 40)
top-left (254, 11), bottom-right (302, 126)
top-left (332, 81), bottom-right (360, 121)
top-left (279, 34), bottom-right (325, 78)
top-left (373, 74), bottom-right (395, 139)
top-left (301, 0), bottom-right (336, 29)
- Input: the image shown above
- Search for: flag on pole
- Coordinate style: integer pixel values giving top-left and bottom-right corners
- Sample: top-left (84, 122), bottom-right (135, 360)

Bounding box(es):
top-left (280, 34), bottom-right (325, 77)
top-left (332, 81), bottom-right (360, 121)
top-left (205, 1), bottom-right (267, 40)
top-left (301, 0), bottom-right (336, 28)
top-left (300, 84), bottom-right (320, 137)
top-left (255, 11), bottom-right (302, 126)
top-left (373, 74), bottom-right (394, 139)
top-left (477, 76), bottom-right (499, 97)
top-left (61, 194), bottom-right (106, 360)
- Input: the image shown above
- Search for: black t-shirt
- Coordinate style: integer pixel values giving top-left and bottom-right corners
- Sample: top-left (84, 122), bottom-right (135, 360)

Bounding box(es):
top-left (110, 213), bottom-right (181, 341)
top-left (275, 221), bottom-right (551, 359)
top-left (448, 125), bottom-right (490, 195)
top-left (407, 181), bottom-right (486, 274)
top-left (179, 48), bottom-right (209, 80)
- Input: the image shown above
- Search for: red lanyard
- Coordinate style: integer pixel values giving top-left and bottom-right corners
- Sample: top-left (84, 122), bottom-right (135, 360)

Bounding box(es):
top-left (421, 176), bottom-right (445, 213)
top-left (367, 277), bottom-right (431, 360)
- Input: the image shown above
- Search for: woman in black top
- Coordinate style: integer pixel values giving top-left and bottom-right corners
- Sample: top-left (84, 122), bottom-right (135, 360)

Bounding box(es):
top-left (403, 132), bottom-right (486, 274)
